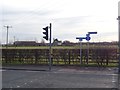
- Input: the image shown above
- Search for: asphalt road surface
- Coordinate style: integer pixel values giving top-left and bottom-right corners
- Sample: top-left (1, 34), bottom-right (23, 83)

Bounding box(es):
top-left (1, 66), bottom-right (119, 88)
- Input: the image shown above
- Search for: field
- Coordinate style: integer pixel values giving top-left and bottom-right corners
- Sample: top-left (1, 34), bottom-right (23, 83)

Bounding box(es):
top-left (2, 44), bottom-right (118, 49)
top-left (1, 45), bottom-right (119, 67)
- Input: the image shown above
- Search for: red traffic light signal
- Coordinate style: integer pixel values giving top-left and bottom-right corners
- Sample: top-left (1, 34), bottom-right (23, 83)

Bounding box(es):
top-left (43, 26), bottom-right (48, 40)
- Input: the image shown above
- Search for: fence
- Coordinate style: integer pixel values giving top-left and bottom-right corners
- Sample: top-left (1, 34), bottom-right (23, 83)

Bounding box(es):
top-left (2, 47), bottom-right (118, 66)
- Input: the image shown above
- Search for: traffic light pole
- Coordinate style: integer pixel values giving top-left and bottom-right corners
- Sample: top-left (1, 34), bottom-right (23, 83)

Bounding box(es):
top-left (42, 23), bottom-right (52, 71)
top-left (49, 23), bottom-right (52, 71)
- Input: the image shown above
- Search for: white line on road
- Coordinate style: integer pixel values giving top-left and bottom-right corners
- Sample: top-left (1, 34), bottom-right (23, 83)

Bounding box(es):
top-left (0, 69), bottom-right (6, 72)
top-left (106, 74), bottom-right (118, 76)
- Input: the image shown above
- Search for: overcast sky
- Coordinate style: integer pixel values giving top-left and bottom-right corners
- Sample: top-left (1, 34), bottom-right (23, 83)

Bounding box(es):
top-left (1, 0), bottom-right (120, 44)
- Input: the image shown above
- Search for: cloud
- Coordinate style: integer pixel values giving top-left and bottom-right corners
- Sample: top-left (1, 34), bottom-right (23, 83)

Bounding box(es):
top-left (2, 7), bottom-right (58, 20)
top-left (1, 0), bottom-right (119, 44)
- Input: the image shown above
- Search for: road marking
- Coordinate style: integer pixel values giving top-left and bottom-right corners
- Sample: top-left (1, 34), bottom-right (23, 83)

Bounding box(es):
top-left (26, 70), bottom-right (39, 72)
top-left (0, 69), bottom-right (6, 72)
top-left (112, 81), bottom-right (116, 83)
top-left (111, 74), bottom-right (118, 88)
top-left (106, 74), bottom-right (118, 76)
top-left (112, 74), bottom-right (117, 83)
top-left (17, 85), bottom-right (20, 88)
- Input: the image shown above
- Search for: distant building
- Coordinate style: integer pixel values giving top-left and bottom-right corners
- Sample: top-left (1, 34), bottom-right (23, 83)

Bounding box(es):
top-left (13, 40), bottom-right (118, 46)
top-left (52, 39), bottom-right (62, 46)
top-left (14, 41), bottom-right (37, 46)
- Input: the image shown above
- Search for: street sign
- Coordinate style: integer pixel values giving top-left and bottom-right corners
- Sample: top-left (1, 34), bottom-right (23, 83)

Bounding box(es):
top-left (88, 32), bottom-right (97, 34)
top-left (86, 34), bottom-right (90, 41)
top-left (76, 37), bottom-right (86, 41)
top-left (86, 36), bottom-right (91, 41)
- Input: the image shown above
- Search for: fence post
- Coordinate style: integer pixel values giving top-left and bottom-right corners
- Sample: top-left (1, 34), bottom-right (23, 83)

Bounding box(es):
top-left (68, 50), bottom-right (70, 65)
top-left (5, 49), bottom-right (8, 63)
top-left (35, 49), bottom-right (38, 64)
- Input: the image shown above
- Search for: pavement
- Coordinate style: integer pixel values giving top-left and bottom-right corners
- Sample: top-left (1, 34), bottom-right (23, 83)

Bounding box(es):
top-left (1, 64), bottom-right (118, 72)
top-left (2, 64), bottom-right (50, 71)
top-left (1, 65), bottom-right (120, 89)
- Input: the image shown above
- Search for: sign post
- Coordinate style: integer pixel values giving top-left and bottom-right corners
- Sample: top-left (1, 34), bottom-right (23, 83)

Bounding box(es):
top-left (86, 34), bottom-right (91, 64)
top-left (86, 32), bottom-right (97, 64)
top-left (76, 37), bottom-right (86, 64)
top-left (76, 32), bottom-right (97, 65)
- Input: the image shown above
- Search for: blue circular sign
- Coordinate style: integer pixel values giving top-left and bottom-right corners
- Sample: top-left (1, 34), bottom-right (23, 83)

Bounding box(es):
top-left (86, 36), bottom-right (91, 41)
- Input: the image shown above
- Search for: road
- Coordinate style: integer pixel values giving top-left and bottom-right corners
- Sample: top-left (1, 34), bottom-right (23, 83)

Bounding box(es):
top-left (1, 66), bottom-right (119, 89)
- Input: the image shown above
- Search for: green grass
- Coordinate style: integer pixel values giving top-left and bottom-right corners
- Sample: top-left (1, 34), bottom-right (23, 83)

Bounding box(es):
top-left (2, 46), bottom-right (80, 49)
top-left (2, 45), bottom-right (118, 49)
top-left (2, 60), bottom-right (118, 67)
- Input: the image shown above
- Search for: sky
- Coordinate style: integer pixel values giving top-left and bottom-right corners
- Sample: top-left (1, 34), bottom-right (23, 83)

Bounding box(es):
top-left (1, 0), bottom-right (120, 44)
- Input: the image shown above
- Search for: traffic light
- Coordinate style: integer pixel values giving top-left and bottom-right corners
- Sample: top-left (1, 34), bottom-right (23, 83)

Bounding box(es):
top-left (43, 26), bottom-right (48, 40)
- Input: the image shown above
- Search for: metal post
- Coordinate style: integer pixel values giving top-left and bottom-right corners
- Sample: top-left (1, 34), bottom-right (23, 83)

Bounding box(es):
top-left (49, 23), bottom-right (52, 71)
top-left (118, 17), bottom-right (120, 73)
top-left (76, 37), bottom-right (86, 65)
top-left (117, 3), bottom-right (120, 88)
top-left (4, 25), bottom-right (12, 48)
top-left (6, 26), bottom-right (8, 48)
top-left (86, 32), bottom-right (97, 64)
top-left (80, 40), bottom-right (82, 64)
top-left (87, 41), bottom-right (89, 64)
top-left (14, 36), bottom-right (15, 43)
top-left (117, 16), bottom-right (120, 90)
top-left (118, 2), bottom-right (120, 89)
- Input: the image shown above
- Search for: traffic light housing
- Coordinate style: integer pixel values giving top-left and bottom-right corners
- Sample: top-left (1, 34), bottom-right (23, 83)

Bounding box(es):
top-left (43, 26), bottom-right (48, 40)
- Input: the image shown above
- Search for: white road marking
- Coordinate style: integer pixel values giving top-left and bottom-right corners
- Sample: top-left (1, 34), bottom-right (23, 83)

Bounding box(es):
top-left (106, 74), bottom-right (118, 76)
top-left (26, 71), bottom-right (40, 72)
top-left (112, 75), bottom-right (116, 82)
top-left (112, 81), bottom-right (116, 83)
top-left (0, 69), bottom-right (6, 71)
top-left (17, 85), bottom-right (20, 88)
